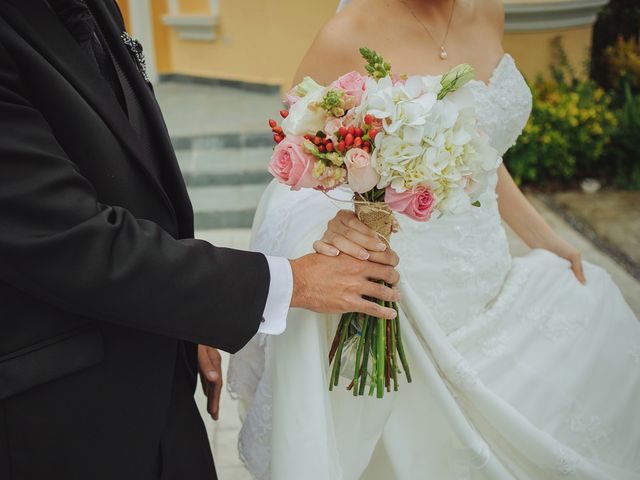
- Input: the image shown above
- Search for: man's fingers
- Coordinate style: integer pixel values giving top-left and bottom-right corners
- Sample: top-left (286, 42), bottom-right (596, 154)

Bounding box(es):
top-left (209, 377), bottom-right (222, 421)
top-left (198, 355), bottom-right (216, 398)
top-left (353, 298), bottom-right (397, 319)
top-left (367, 263), bottom-right (400, 286)
top-left (198, 346), bottom-right (223, 420)
top-left (362, 281), bottom-right (401, 303)
top-left (313, 240), bottom-right (339, 257)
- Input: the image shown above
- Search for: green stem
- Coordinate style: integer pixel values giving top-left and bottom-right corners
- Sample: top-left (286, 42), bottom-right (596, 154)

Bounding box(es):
top-left (352, 316), bottom-right (368, 396)
top-left (359, 318), bottom-right (373, 396)
top-left (385, 317), bottom-right (392, 393)
top-left (368, 319), bottom-right (377, 396)
top-left (329, 317), bottom-right (349, 390)
top-left (393, 302), bottom-right (412, 383)
top-left (376, 315), bottom-right (385, 398)
top-left (329, 313), bottom-right (350, 364)
top-left (390, 303), bottom-right (399, 391)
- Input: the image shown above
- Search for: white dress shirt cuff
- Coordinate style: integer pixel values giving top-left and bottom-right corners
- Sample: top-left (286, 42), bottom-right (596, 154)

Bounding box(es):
top-left (259, 256), bottom-right (293, 335)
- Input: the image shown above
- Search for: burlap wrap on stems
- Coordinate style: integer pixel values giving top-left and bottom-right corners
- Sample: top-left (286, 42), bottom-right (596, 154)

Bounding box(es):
top-left (354, 196), bottom-right (395, 245)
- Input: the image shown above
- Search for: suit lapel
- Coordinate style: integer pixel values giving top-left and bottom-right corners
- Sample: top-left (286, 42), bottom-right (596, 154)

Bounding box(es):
top-left (90, 0), bottom-right (194, 236)
top-left (4, 0), bottom-right (178, 226)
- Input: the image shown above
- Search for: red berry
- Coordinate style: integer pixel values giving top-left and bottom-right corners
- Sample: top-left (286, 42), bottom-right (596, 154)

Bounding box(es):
top-left (354, 137), bottom-right (363, 148)
top-left (318, 145), bottom-right (326, 153)
top-left (268, 119), bottom-right (277, 128)
top-left (272, 126), bottom-right (283, 134)
top-left (369, 129), bottom-right (379, 139)
top-left (326, 142), bottom-right (334, 152)
top-left (274, 134), bottom-right (284, 143)
top-left (364, 114), bottom-right (374, 125)
top-left (313, 136), bottom-right (322, 145)
top-left (338, 126), bottom-right (348, 138)
top-left (363, 145), bottom-right (371, 153)
top-left (347, 126), bottom-right (355, 135)
top-left (304, 134), bottom-right (313, 140)
top-left (279, 109), bottom-right (289, 118)
top-left (345, 133), bottom-right (354, 147)
top-left (364, 141), bottom-right (371, 148)
top-left (354, 127), bottom-right (363, 138)
top-left (323, 137), bottom-right (331, 145)
top-left (338, 141), bottom-right (346, 152)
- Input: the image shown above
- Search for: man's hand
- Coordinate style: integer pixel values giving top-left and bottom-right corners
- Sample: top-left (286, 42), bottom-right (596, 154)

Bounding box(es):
top-left (198, 345), bottom-right (223, 421)
top-left (289, 253), bottom-right (400, 319)
top-left (313, 210), bottom-right (399, 266)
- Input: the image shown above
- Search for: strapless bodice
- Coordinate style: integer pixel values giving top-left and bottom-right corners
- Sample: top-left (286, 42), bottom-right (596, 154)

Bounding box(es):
top-left (392, 54), bottom-right (533, 333)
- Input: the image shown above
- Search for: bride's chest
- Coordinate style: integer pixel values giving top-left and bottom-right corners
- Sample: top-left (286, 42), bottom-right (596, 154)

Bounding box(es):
top-left (466, 56), bottom-right (533, 156)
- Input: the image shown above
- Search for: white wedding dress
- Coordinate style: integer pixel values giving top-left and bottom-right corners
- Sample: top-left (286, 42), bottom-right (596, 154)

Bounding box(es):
top-left (228, 54), bottom-right (640, 479)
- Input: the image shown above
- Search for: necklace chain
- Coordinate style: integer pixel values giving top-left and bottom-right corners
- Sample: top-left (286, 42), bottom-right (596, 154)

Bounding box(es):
top-left (400, 0), bottom-right (456, 60)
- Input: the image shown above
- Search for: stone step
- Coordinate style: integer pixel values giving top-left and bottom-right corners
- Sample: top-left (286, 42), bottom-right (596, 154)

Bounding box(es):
top-left (188, 183), bottom-right (267, 230)
top-left (171, 131), bottom-right (274, 151)
top-left (176, 146), bottom-right (274, 187)
top-left (173, 132), bottom-right (275, 229)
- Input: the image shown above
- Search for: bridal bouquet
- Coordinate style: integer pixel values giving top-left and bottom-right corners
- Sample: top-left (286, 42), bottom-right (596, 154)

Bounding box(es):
top-left (267, 48), bottom-right (499, 398)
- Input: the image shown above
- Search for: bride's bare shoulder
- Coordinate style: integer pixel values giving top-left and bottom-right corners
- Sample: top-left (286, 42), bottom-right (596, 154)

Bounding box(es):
top-left (483, 0), bottom-right (505, 30)
top-left (291, 3), bottom-right (370, 86)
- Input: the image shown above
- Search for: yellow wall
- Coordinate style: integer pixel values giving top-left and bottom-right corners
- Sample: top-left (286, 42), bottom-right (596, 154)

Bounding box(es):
top-left (179, 0), bottom-right (210, 14)
top-left (162, 0), bottom-right (336, 88)
top-left (118, 0), bottom-right (600, 89)
top-left (115, 0), bottom-right (130, 31)
top-left (504, 26), bottom-right (593, 82)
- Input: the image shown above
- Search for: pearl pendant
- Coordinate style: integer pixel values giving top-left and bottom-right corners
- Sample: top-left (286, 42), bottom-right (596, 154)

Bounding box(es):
top-left (439, 47), bottom-right (448, 60)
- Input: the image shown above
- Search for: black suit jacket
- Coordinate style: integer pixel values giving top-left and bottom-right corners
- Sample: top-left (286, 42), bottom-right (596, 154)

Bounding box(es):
top-left (0, 0), bottom-right (270, 477)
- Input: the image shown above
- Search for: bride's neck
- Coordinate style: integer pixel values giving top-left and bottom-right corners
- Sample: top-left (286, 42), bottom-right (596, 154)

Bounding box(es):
top-left (387, 0), bottom-right (458, 22)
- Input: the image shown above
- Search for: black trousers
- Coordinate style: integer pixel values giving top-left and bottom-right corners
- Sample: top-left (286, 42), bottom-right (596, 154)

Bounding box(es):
top-left (0, 401), bottom-right (8, 478)
top-left (159, 354), bottom-right (217, 480)
top-left (0, 356), bottom-right (216, 480)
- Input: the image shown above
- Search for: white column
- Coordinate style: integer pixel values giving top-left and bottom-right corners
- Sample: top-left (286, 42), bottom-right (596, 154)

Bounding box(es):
top-left (128, 0), bottom-right (158, 84)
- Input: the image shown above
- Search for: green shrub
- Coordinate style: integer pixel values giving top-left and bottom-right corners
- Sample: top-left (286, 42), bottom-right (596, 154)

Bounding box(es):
top-left (607, 82), bottom-right (640, 189)
top-left (591, 0), bottom-right (640, 89)
top-left (504, 78), bottom-right (617, 186)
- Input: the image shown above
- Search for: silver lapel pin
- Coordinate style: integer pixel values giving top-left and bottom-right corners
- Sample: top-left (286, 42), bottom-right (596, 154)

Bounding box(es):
top-left (121, 31), bottom-right (150, 83)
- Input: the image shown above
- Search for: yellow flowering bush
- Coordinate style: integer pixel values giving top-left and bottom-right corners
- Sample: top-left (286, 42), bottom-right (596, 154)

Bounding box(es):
top-left (602, 37), bottom-right (640, 92)
top-left (505, 78), bottom-right (618, 185)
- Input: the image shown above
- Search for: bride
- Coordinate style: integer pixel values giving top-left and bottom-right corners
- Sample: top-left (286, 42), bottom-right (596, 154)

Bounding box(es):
top-left (228, 0), bottom-right (640, 478)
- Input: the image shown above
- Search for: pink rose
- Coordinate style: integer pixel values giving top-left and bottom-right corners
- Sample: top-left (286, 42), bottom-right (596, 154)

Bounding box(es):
top-left (268, 137), bottom-right (319, 190)
top-left (329, 71), bottom-right (367, 104)
top-left (385, 186), bottom-right (435, 221)
top-left (344, 148), bottom-right (380, 194)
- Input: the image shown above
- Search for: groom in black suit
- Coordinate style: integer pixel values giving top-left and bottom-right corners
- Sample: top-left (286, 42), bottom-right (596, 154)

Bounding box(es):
top-left (0, 1), bottom-right (400, 479)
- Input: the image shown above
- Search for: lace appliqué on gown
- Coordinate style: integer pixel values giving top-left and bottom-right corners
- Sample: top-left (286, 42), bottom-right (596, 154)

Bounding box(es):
top-left (628, 344), bottom-right (640, 364)
top-left (520, 308), bottom-right (587, 343)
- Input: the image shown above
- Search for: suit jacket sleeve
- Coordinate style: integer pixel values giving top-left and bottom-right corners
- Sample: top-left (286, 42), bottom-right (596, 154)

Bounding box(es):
top-left (0, 42), bottom-right (270, 354)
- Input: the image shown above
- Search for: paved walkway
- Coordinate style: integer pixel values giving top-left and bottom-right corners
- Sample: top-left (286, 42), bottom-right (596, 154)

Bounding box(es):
top-left (154, 80), bottom-right (640, 480)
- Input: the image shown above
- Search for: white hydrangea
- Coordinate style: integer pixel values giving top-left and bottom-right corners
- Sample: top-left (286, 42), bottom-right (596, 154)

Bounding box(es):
top-left (362, 75), bottom-right (500, 216)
